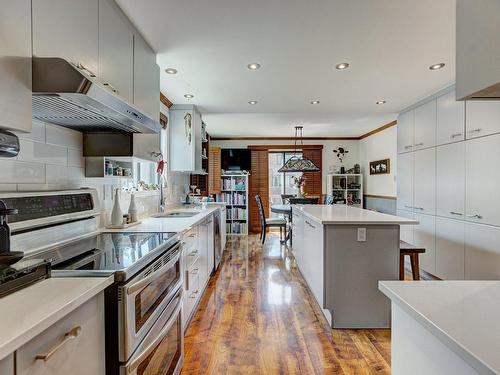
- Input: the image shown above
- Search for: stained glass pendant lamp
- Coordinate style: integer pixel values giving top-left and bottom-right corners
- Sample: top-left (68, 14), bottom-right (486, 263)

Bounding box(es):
top-left (278, 126), bottom-right (320, 172)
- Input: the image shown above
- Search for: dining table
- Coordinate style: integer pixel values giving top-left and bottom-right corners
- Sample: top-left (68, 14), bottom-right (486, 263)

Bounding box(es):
top-left (270, 204), bottom-right (293, 244)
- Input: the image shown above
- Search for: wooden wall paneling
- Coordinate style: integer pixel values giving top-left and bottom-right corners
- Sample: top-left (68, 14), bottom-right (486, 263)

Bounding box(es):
top-left (249, 150), bottom-right (269, 233)
top-left (208, 147), bottom-right (221, 194)
top-left (302, 148), bottom-right (323, 197)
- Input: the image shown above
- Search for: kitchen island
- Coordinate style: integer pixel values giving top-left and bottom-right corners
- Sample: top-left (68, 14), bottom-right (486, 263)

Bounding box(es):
top-left (291, 205), bottom-right (417, 328)
top-left (379, 281), bottom-right (500, 375)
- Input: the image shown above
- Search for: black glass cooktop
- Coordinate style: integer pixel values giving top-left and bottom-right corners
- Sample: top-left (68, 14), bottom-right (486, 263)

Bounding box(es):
top-left (25, 232), bottom-right (179, 281)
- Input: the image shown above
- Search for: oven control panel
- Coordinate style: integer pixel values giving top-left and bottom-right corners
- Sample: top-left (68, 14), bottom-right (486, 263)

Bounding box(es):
top-left (3, 193), bottom-right (94, 223)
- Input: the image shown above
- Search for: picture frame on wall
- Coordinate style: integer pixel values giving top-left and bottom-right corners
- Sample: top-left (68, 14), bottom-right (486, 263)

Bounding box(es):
top-left (369, 158), bottom-right (390, 175)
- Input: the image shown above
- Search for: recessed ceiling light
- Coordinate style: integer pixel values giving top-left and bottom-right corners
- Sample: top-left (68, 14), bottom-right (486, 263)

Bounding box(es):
top-left (376, 100), bottom-right (386, 105)
top-left (247, 63), bottom-right (261, 70)
top-left (184, 94), bottom-right (194, 99)
top-left (310, 100), bottom-right (320, 105)
top-left (335, 62), bottom-right (350, 70)
top-left (429, 63), bottom-right (445, 70)
top-left (248, 100), bottom-right (258, 105)
top-left (165, 68), bottom-right (178, 74)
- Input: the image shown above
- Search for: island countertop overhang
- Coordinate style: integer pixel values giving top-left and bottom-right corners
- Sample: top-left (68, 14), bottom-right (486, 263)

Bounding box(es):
top-left (293, 205), bottom-right (419, 225)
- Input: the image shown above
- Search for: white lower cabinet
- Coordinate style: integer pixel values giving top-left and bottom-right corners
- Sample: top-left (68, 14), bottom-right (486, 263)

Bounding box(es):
top-left (16, 294), bottom-right (105, 375)
top-left (413, 213), bottom-right (436, 274)
top-left (465, 133), bottom-right (500, 226)
top-left (435, 217), bottom-right (465, 280)
top-left (397, 210), bottom-right (414, 244)
top-left (396, 152), bottom-right (414, 212)
top-left (0, 354), bottom-right (14, 375)
top-left (413, 148), bottom-right (436, 215)
top-left (465, 222), bottom-right (500, 279)
top-left (436, 142), bottom-right (465, 219)
top-left (301, 217), bottom-right (324, 307)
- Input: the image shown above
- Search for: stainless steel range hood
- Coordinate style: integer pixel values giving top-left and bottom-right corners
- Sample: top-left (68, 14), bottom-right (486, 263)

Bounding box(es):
top-left (32, 57), bottom-right (160, 133)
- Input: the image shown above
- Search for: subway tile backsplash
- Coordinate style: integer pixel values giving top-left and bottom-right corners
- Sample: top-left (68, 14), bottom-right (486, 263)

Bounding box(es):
top-left (5, 120), bottom-right (190, 226)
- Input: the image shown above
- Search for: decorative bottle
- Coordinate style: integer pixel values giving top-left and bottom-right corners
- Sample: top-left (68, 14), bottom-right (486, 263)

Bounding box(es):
top-left (128, 193), bottom-right (138, 223)
top-left (111, 189), bottom-right (123, 226)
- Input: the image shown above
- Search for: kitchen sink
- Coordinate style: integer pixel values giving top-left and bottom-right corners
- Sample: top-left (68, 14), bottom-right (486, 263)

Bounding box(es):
top-left (153, 211), bottom-right (200, 218)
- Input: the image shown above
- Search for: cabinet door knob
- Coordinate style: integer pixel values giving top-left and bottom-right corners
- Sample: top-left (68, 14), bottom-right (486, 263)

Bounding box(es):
top-left (35, 326), bottom-right (82, 362)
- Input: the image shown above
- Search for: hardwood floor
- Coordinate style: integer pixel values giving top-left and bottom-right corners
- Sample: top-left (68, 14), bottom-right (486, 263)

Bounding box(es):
top-left (181, 233), bottom-right (404, 374)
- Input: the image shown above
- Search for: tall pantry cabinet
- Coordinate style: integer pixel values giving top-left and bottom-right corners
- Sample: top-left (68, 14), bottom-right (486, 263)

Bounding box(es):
top-left (397, 88), bottom-right (500, 280)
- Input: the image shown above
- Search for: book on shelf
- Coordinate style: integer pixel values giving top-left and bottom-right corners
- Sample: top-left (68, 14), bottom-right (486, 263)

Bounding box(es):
top-left (232, 192), bottom-right (246, 205)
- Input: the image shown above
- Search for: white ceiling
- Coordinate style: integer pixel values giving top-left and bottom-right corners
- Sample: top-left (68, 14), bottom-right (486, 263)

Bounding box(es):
top-left (117, 0), bottom-right (456, 137)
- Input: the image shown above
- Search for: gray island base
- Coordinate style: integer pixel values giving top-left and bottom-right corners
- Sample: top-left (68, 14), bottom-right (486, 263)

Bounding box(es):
top-left (291, 205), bottom-right (418, 328)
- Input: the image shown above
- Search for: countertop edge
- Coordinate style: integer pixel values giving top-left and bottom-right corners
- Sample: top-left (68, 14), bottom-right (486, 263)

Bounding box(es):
top-left (299, 209), bottom-right (419, 225)
top-left (378, 281), bottom-right (497, 375)
top-left (0, 276), bottom-right (113, 361)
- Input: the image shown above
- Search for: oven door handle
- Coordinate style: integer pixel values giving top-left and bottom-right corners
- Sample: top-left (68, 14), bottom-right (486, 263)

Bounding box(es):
top-left (126, 299), bottom-right (182, 373)
top-left (126, 247), bottom-right (181, 295)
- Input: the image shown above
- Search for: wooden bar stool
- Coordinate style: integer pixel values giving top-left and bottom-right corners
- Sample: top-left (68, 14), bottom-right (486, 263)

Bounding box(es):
top-left (399, 240), bottom-right (426, 280)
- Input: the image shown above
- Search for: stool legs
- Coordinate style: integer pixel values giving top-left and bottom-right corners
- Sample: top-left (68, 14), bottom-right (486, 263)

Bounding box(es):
top-left (410, 254), bottom-right (420, 280)
top-left (399, 253), bottom-right (405, 281)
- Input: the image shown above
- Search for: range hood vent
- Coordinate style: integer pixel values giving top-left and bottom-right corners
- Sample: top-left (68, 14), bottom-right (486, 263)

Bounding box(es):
top-left (32, 57), bottom-right (160, 134)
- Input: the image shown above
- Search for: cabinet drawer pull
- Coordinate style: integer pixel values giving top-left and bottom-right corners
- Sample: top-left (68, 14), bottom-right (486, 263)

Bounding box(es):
top-left (467, 128), bottom-right (482, 134)
top-left (450, 133), bottom-right (463, 138)
top-left (449, 211), bottom-right (463, 216)
top-left (103, 82), bottom-right (118, 94)
top-left (188, 233), bottom-right (196, 238)
top-left (414, 207), bottom-right (424, 211)
top-left (414, 142), bottom-right (424, 147)
top-left (466, 214), bottom-right (483, 219)
top-left (404, 145), bottom-right (413, 150)
top-left (190, 268), bottom-right (199, 275)
top-left (189, 290), bottom-right (199, 299)
top-left (404, 205), bottom-right (413, 209)
top-left (188, 250), bottom-right (198, 256)
top-left (305, 220), bottom-right (316, 229)
top-left (35, 326), bottom-right (81, 362)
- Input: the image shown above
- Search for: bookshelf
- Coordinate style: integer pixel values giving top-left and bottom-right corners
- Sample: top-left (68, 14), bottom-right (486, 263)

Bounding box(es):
top-left (326, 174), bottom-right (363, 207)
top-left (213, 174), bottom-right (249, 235)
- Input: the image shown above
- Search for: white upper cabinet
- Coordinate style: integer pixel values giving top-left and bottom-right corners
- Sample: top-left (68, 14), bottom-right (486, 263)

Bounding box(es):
top-left (436, 142), bottom-right (465, 219)
top-left (99, 0), bottom-right (134, 102)
top-left (32, 0), bottom-right (99, 75)
top-left (436, 91), bottom-right (465, 145)
top-left (413, 213), bottom-right (436, 275)
top-left (133, 34), bottom-right (160, 121)
top-left (169, 105), bottom-right (203, 172)
top-left (435, 217), bottom-right (465, 280)
top-left (465, 101), bottom-right (500, 140)
top-left (396, 152), bottom-right (414, 212)
top-left (414, 148), bottom-right (435, 215)
top-left (397, 111), bottom-right (414, 154)
top-left (414, 100), bottom-right (437, 150)
top-left (0, 0), bottom-right (32, 133)
top-left (465, 223), bottom-right (500, 280)
top-left (466, 133), bottom-right (500, 226)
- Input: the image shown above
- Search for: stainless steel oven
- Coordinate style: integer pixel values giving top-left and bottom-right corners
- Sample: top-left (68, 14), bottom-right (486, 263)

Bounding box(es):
top-left (118, 242), bottom-right (182, 362)
top-left (120, 288), bottom-right (183, 375)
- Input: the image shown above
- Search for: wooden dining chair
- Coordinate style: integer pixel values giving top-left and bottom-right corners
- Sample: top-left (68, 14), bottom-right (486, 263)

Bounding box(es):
top-left (255, 195), bottom-right (287, 244)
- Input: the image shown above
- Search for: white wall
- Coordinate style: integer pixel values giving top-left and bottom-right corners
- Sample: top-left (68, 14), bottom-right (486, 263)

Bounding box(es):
top-left (359, 125), bottom-right (397, 197)
top-left (210, 139), bottom-right (360, 193)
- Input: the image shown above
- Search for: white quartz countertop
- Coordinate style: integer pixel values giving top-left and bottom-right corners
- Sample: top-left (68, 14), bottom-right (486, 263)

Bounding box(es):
top-left (104, 203), bottom-right (224, 234)
top-left (0, 276), bottom-right (113, 361)
top-left (379, 281), bottom-right (500, 375)
top-left (294, 205), bottom-right (418, 225)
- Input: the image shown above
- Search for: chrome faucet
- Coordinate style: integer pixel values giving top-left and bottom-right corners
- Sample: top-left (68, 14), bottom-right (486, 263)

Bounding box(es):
top-left (158, 174), bottom-right (165, 213)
